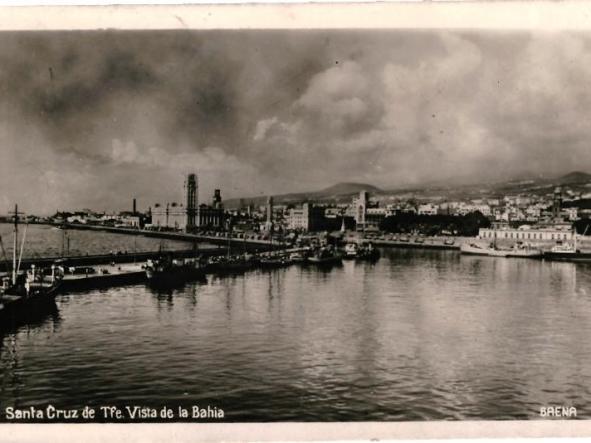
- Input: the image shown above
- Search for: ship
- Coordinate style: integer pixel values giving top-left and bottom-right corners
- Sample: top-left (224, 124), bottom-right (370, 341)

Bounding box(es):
top-left (0, 205), bottom-right (63, 322)
top-left (60, 262), bottom-right (146, 290)
top-left (543, 227), bottom-right (591, 261)
top-left (205, 254), bottom-right (257, 274)
top-left (145, 254), bottom-right (205, 285)
top-left (460, 242), bottom-right (509, 257)
top-left (505, 242), bottom-right (543, 258)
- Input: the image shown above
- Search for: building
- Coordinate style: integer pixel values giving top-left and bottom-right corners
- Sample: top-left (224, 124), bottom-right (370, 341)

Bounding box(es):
top-left (197, 189), bottom-right (224, 228)
top-left (354, 191), bottom-right (369, 230)
top-left (213, 189), bottom-right (222, 209)
top-left (151, 202), bottom-right (186, 230)
top-left (364, 207), bottom-right (387, 229)
top-left (286, 203), bottom-right (326, 231)
top-left (185, 173), bottom-right (198, 230)
top-left (264, 196), bottom-right (274, 231)
top-left (553, 187), bottom-right (562, 219)
top-left (418, 203), bottom-right (438, 216)
top-left (479, 223), bottom-right (574, 243)
top-left (197, 204), bottom-right (224, 228)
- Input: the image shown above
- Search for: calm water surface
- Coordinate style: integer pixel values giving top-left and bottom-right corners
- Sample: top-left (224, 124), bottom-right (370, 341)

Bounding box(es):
top-left (2, 245), bottom-right (591, 421)
top-left (0, 223), bottom-right (205, 258)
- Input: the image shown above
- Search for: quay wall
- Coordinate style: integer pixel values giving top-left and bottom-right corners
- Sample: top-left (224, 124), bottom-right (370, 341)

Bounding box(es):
top-left (0, 248), bottom-right (225, 273)
top-left (55, 223), bottom-right (285, 252)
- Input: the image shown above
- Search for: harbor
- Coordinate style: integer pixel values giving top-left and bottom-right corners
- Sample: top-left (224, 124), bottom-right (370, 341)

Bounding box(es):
top-left (3, 24), bottom-right (591, 428)
top-left (2, 244), bottom-right (591, 421)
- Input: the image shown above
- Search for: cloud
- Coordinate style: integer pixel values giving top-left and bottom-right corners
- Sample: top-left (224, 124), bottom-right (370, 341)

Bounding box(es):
top-left (2, 30), bottom-right (591, 213)
top-left (253, 117), bottom-right (278, 141)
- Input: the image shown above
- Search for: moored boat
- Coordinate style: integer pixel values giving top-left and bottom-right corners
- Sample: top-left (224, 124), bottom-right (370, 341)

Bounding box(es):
top-left (543, 228), bottom-right (591, 261)
top-left (343, 243), bottom-right (359, 259)
top-left (505, 242), bottom-right (543, 258)
top-left (259, 254), bottom-right (292, 269)
top-left (145, 255), bottom-right (205, 285)
top-left (356, 243), bottom-right (380, 261)
top-left (289, 251), bottom-right (308, 264)
top-left (0, 205), bottom-right (63, 322)
top-left (460, 242), bottom-right (509, 257)
top-left (308, 247), bottom-right (343, 266)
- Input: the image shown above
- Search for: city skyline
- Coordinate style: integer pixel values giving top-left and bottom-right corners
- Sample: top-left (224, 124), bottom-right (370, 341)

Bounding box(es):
top-left (2, 30), bottom-right (591, 214)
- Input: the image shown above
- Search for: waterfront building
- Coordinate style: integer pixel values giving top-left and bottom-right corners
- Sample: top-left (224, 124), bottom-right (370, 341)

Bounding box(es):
top-left (286, 203), bottom-right (326, 231)
top-left (185, 173), bottom-right (198, 230)
top-left (354, 191), bottom-right (369, 231)
top-left (197, 204), bottom-right (224, 228)
top-left (151, 202), bottom-right (186, 230)
top-left (365, 207), bottom-right (387, 230)
top-left (479, 223), bottom-right (574, 243)
top-left (116, 214), bottom-right (141, 228)
top-left (213, 189), bottom-right (223, 209)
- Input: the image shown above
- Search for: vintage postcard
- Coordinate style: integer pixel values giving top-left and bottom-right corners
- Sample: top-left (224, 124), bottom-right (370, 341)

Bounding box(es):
top-left (1, 2), bottom-right (591, 441)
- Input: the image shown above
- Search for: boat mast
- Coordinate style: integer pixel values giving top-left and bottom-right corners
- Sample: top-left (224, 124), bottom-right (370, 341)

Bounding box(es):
top-left (574, 225), bottom-right (577, 251)
top-left (12, 204), bottom-right (18, 285)
top-left (226, 218), bottom-right (231, 258)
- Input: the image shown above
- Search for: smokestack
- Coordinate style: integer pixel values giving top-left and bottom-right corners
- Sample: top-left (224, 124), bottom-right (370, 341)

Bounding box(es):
top-left (133, 198), bottom-right (137, 215)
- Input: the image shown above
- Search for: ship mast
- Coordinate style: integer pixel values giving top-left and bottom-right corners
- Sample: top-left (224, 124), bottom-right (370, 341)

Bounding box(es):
top-left (12, 204), bottom-right (20, 285)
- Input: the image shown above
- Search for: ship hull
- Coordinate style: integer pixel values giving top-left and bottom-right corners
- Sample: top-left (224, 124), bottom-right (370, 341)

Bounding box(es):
top-left (543, 252), bottom-right (591, 261)
top-left (146, 268), bottom-right (205, 286)
top-left (460, 243), bottom-right (508, 257)
top-left (0, 283), bottom-right (60, 326)
top-left (308, 256), bottom-right (343, 266)
top-left (62, 271), bottom-right (145, 290)
top-left (505, 250), bottom-right (543, 258)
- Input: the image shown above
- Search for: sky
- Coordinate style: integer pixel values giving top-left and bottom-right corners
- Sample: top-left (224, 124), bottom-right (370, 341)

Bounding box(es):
top-left (0, 29), bottom-right (590, 214)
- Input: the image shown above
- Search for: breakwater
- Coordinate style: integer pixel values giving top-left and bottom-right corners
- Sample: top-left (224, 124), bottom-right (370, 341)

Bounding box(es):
top-left (0, 248), bottom-right (224, 273)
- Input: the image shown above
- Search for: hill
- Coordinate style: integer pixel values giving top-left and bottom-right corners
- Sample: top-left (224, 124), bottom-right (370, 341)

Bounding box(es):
top-left (224, 182), bottom-right (380, 208)
top-left (318, 182), bottom-right (382, 196)
top-left (555, 171), bottom-right (591, 185)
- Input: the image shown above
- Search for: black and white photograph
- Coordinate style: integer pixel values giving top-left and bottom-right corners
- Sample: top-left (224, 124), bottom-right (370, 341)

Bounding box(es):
top-left (1, 2), bottom-right (591, 439)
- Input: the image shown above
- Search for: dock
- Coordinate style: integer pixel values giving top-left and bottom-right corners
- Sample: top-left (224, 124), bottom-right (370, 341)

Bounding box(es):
top-left (60, 262), bottom-right (147, 291)
top-left (358, 236), bottom-right (463, 251)
top-left (0, 247), bottom-right (226, 273)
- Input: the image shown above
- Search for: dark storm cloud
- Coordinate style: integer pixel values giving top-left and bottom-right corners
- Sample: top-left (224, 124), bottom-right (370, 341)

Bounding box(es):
top-left (0, 30), bottom-right (590, 213)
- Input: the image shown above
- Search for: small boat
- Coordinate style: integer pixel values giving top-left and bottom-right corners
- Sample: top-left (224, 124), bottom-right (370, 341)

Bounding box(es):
top-left (343, 243), bottom-right (359, 259)
top-left (289, 251), bottom-right (308, 264)
top-left (259, 254), bottom-right (292, 269)
top-left (308, 247), bottom-right (343, 266)
top-left (443, 238), bottom-right (455, 246)
top-left (356, 243), bottom-right (380, 261)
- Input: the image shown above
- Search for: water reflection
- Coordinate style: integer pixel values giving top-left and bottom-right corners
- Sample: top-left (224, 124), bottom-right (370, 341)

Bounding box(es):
top-left (2, 250), bottom-right (591, 421)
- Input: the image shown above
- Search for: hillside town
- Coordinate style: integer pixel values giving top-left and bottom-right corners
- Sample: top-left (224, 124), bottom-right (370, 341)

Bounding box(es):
top-left (9, 172), bottom-right (591, 244)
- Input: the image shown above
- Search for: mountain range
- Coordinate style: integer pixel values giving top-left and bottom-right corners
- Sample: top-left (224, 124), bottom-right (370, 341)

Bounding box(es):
top-left (225, 171), bottom-right (591, 208)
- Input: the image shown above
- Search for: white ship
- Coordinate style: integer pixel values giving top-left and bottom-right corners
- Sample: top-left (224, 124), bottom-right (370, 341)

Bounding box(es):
top-left (505, 242), bottom-right (543, 258)
top-left (460, 242), bottom-right (509, 257)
